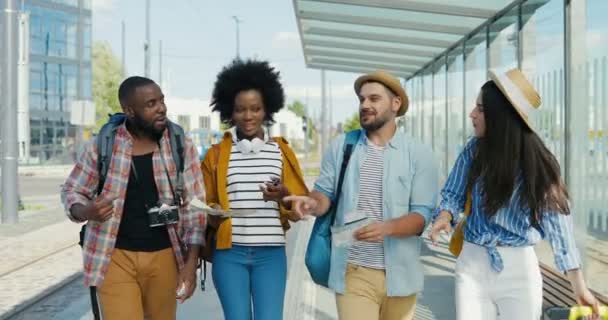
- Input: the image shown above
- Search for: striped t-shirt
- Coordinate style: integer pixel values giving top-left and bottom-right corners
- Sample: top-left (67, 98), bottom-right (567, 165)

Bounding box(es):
top-left (348, 141), bottom-right (386, 269)
top-left (227, 140), bottom-right (285, 246)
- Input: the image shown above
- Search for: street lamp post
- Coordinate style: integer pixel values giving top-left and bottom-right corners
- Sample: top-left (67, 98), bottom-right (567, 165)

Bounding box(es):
top-left (2, 0), bottom-right (20, 224)
top-left (232, 16), bottom-right (242, 60)
top-left (144, 0), bottom-right (151, 77)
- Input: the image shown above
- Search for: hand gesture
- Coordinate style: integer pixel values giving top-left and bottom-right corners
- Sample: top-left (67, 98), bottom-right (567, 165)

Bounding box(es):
top-left (176, 263), bottom-right (197, 304)
top-left (207, 204), bottom-right (228, 229)
top-left (429, 211), bottom-right (453, 245)
top-left (354, 222), bottom-right (391, 242)
top-left (83, 196), bottom-right (116, 222)
top-left (574, 285), bottom-right (601, 319)
top-left (282, 195), bottom-right (319, 219)
top-left (261, 178), bottom-right (290, 203)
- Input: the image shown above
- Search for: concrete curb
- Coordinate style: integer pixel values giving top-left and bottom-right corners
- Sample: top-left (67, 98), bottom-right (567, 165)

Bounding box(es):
top-left (18, 165), bottom-right (72, 178)
top-left (0, 271), bottom-right (82, 320)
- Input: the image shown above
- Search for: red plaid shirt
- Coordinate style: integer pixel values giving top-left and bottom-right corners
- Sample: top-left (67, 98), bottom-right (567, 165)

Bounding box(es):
top-left (61, 124), bottom-right (206, 287)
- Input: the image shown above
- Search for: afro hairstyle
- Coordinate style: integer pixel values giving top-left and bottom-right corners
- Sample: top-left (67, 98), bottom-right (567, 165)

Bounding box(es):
top-left (210, 59), bottom-right (285, 126)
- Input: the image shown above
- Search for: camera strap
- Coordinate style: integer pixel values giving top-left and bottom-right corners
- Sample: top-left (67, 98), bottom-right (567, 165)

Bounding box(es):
top-left (158, 142), bottom-right (182, 206)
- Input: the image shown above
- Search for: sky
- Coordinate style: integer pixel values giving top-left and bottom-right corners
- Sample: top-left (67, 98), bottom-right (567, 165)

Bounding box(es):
top-left (92, 0), bottom-right (361, 126)
top-left (91, 0), bottom-right (608, 127)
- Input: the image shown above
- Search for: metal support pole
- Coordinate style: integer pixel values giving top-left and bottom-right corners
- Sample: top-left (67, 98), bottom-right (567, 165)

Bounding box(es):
top-left (329, 81), bottom-right (333, 138)
top-left (121, 20), bottom-right (126, 75)
top-left (159, 40), bottom-right (163, 87)
top-left (304, 89), bottom-right (310, 160)
top-left (232, 16), bottom-right (241, 60)
top-left (144, 0), bottom-right (150, 77)
top-left (18, 12), bottom-right (30, 164)
top-left (2, 0), bottom-right (20, 224)
top-left (321, 69), bottom-right (327, 153)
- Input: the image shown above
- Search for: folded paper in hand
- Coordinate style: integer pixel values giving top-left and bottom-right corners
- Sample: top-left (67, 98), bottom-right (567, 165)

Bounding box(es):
top-left (331, 217), bottom-right (370, 248)
top-left (190, 198), bottom-right (256, 218)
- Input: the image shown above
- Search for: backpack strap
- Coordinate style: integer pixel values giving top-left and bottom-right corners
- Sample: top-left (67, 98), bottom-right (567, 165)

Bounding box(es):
top-left (328, 129), bottom-right (361, 226)
top-left (96, 113), bottom-right (126, 195)
top-left (167, 121), bottom-right (186, 205)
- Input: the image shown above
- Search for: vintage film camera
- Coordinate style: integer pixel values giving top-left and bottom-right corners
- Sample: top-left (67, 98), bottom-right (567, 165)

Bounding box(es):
top-left (148, 203), bottom-right (179, 227)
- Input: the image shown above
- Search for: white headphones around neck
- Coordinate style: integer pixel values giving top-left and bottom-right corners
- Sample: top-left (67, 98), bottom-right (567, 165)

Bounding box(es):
top-left (232, 127), bottom-right (267, 154)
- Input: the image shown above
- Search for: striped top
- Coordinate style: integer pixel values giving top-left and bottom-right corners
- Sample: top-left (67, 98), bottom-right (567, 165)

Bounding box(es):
top-left (435, 138), bottom-right (581, 272)
top-left (348, 141), bottom-right (385, 269)
top-left (227, 139), bottom-right (285, 246)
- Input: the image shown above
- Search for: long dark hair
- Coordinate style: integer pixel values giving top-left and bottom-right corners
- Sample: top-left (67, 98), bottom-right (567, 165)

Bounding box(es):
top-left (466, 81), bottom-right (569, 224)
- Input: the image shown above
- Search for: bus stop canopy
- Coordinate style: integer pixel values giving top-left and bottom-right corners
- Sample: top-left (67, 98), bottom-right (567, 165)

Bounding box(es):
top-left (292, 0), bottom-right (530, 79)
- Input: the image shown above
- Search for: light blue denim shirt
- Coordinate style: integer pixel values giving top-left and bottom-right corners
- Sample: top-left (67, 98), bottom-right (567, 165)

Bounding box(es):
top-left (314, 129), bottom-right (439, 297)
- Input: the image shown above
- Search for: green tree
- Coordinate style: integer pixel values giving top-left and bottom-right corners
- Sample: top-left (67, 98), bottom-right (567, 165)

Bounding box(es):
top-left (93, 42), bottom-right (124, 131)
top-left (286, 100), bottom-right (316, 140)
top-left (343, 112), bottom-right (361, 132)
top-left (287, 100), bottom-right (306, 117)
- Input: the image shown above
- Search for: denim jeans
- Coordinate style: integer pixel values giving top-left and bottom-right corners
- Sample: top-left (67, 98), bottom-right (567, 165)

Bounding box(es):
top-left (212, 245), bottom-right (287, 320)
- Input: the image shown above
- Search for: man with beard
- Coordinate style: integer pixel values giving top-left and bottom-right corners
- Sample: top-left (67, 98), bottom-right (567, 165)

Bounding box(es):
top-left (61, 76), bottom-right (205, 319)
top-left (285, 71), bottom-right (438, 320)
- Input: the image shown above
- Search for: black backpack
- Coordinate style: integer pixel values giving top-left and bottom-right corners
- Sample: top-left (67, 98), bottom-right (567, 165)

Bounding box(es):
top-left (77, 113), bottom-right (187, 247)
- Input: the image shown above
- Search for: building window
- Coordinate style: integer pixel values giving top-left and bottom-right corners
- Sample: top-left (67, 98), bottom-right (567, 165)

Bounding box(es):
top-left (178, 115), bottom-right (191, 132)
top-left (199, 116), bottom-right (210, 130)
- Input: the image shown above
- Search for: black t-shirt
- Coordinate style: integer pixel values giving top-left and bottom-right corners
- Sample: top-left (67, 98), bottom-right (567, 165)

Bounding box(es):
top-left (115, 153), bottom-right (172, 251)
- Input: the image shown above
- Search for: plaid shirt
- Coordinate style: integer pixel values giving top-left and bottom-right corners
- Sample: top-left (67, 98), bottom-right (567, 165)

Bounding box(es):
top-left (61, 124), bottom-right (206, 287)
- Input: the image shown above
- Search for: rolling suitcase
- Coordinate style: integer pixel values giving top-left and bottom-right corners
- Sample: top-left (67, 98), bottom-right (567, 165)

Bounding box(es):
top-left (544, 306), bottom-right (607, 320)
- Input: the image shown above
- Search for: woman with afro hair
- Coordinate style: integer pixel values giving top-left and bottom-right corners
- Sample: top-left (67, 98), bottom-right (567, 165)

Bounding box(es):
top-left (200, 59), bottom-right (308, 320)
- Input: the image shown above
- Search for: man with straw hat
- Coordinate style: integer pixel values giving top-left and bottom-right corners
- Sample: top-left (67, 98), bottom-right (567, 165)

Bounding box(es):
top-left (285, 71), bottom-right (439, 320)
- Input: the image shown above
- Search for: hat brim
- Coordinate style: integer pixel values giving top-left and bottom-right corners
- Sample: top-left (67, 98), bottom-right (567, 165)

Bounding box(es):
top-left (355, 75), bottom-right (409, 116)
top-left (489, 70), bottom-right (534, 131)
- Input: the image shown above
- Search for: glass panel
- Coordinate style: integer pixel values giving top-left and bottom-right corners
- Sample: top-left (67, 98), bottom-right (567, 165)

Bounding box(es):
top-left (422, 69), bottom-right (433, 147)
top-left (464, 28), bottom-right (488, 138)
top-left (447, 47), bottom-right (465, 170)
top-left (521, 0), bottom-right (565, 167)
top-left (433, 60), bottom-right (447, 180)
top-left (414, 76), bottom-right (424, 139)
top-left (406, 77), bottom-right (417, 138)
top-left (580, 0), bottom-right (608, 297)
top-left (25, 4), bottom-right (79, 59)
top-left (81, 66), bottom-right (92, 99)
top-left (520, 0), bottom-right (567, 271)
top-left (489, 6), bottom-right (519, 73)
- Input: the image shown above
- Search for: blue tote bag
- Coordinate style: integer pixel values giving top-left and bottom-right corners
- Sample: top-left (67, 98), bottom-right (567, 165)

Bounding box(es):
top-left (305, 129), bottom-right (360, 287)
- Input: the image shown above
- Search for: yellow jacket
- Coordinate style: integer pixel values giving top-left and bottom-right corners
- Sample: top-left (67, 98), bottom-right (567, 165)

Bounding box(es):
top-left (201, 132), bottom-right (309, 249)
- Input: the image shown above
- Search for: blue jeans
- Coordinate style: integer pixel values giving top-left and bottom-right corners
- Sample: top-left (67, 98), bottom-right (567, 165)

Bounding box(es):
top-left (212, 245), bottom-right (287, 320)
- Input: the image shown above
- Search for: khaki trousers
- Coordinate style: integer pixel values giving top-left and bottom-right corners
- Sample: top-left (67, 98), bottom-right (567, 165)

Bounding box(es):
top-left (336, 263), bottom-right (417, 320)
top-left (97, 248), bottom-right (178, 320)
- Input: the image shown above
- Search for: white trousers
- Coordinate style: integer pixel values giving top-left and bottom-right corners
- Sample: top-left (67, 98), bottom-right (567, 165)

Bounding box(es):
top-left (455, 242), bottom-right (543, 320)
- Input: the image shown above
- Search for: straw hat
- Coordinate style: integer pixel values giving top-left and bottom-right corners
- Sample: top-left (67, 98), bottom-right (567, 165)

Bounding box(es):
top-left (354, 71), bottom-right (409, 116)
top-left (489, 68), bottom-right (541, 130)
